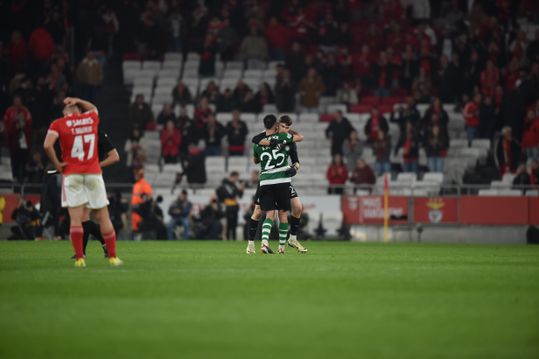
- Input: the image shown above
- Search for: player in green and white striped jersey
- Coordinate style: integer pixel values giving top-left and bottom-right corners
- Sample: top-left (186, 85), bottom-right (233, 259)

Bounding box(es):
top-left (253, 133), bottom-right (294, 186)
top-left (252, 114), bottom-right (303, 254)
top-left (246, 115), bottom-right (307, 255)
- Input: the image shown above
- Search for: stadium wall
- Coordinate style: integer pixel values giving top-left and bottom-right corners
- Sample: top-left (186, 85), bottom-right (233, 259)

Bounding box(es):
top-left (342, 195), bottom-right (539, 226)
top-left (350, 225), bottom-right (527, 244)
top-left (0, 192), bottom-right (535, 243)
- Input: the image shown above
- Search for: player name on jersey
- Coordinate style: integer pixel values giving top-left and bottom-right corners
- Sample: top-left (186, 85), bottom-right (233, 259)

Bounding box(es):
top-left (72, 126), bottom-right (93, 135)
top-left (66, 118), bottom-right (94, 127)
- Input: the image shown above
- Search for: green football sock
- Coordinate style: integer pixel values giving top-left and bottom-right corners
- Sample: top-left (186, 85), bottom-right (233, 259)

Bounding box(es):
top-left (261, 218), bottom-right (273, 244)
top-left (279, 222), bottom-right (289, 246)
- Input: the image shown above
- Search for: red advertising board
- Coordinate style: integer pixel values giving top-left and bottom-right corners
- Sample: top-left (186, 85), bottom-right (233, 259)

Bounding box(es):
top-left (528, 197), bottom-right (539, 225)
top-left (413, 197), bottom-right (458, 224)
top-left (344, 195), bottom-right (533, 226)
top-left (0, 194), bottom-right (40, 224)
top-left (459, 196), bottom-right (528, 225)
top-left (0, 193), bottom-right (535, 226)
top-left (342, 195), bottom-right (408, 225)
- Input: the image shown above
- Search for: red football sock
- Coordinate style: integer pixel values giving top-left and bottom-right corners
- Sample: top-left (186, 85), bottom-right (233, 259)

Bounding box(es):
top-left (103, 231), bottom-right (117, 258)
top-left (70, 226), bottom-right (84, 259)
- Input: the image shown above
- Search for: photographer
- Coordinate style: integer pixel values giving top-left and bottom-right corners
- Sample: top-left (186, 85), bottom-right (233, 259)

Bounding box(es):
top-left (166, 190), bottom-right (192, 240)
top-left (195, 196), bottom-right (224, 240)
top-left (216, 171), bottom-right (244, 240)
top-left (37, 166), bottom-right (63, 240)
top-left (132, 194), bottom-right (167, 240)
top-left (10, 199), bottom-right (40, 240)
top-left (108, 191), bottom-right (128, 236)
top-left (3, 95), bottom-right (32, 182)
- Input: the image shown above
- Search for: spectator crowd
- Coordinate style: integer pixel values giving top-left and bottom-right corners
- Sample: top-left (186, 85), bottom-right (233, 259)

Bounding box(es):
top-left (0, 0), bottom-right (110, 183)
top-left (2, 0), bottom-right (539, 239)
top-left (116, 0), bottom-right (539, 189)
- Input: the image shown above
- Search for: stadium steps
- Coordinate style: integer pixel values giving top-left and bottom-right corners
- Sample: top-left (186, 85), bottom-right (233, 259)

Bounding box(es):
top-left (95, 59), bottom-right (132, 183)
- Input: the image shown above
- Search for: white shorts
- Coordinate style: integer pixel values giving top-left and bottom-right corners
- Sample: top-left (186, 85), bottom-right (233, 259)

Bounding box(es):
top-left (61, 174), bottom-right (109, 209)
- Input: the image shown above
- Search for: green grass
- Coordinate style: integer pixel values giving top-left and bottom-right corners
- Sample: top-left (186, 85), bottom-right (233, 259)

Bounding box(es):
top-left (1, 241), bottom-right (538, 359)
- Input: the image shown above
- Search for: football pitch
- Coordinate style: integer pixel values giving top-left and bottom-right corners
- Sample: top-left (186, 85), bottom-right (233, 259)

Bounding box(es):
top-left (0, 241), bottom-right (538, 359)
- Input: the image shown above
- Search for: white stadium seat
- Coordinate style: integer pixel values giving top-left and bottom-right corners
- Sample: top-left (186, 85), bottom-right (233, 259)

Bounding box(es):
top-left (326, 104), bottom-right (347, 113)
top-left (225, 61), bottom-right (244, 70)
top-left (502, 173), bottom-right (515, 184)
top-left (242, 78), bottom-right (261, 91)
top-left (478, 189), bottom-right (499, 196)
top-left (133, 77), bottom-right (154, 88)
top-left (123, 60), bottom-right (141, 70)
top-left (497, 189), bottom-right (522, 196)
top-left (162, 60), bottom-right (182, 70)
top-left (397, 172), bottom-right (417, 184)
top-left (243, 69), bottom-right (263, 78)
top-left (216, 113), bottom-right (233, 123)
top-left (471, 139), bottom-right (491, 149)
top-left (158, 68), bottom-right (180, 79)
top-left (182, 68), bottom-right (199, 78)
top-left (220, 78), bottom-right (240, 90)
top-left (156, 78), bottom-right (177, 89)
top-left (450, 139), bottom-right (468, 148)
top-left (142, 61), bottom-right (161, 71)
top-left (223, 69), bottom-right (242, 78)
top-left (262, 104), bottom-right (277, 113)
top-left (490, 180), bottom-right (509, 189)
top-left (164, 52), bottom-right (182, 61)
top-left (186, 52), bottom-right (200, 62)
top-left (263, 68), bottom-right (277, 78)
top-left (423, 172), bottom-right (444, 183)
top-left (298, 113), bottom-right (318, 123)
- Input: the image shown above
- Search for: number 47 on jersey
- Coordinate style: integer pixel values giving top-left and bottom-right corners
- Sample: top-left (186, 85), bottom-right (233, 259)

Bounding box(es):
top-left (71, 134), bottom-right (96, 161)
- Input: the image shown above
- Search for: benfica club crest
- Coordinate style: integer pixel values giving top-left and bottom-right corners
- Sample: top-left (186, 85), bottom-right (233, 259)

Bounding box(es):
top-left (426, 198), bottom-right (445, 223)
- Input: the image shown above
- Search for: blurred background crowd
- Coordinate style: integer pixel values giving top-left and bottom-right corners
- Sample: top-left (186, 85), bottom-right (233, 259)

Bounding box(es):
top-left (1, 0), bottom-right (539, 239)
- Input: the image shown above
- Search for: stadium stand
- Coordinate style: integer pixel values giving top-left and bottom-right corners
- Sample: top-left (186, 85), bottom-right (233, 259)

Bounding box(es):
top-left (1, 1), bottom-right (538, 224)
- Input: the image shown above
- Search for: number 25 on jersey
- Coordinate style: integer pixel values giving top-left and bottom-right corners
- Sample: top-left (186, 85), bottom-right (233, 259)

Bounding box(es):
top-left (260, 149), bottom-right (285, 170)
top-left (71, 134), bottom-right (96, 161)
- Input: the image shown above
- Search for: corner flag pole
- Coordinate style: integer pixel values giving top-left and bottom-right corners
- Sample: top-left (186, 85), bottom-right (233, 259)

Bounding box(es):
top-left (383, 173), bottom-right (389, 243)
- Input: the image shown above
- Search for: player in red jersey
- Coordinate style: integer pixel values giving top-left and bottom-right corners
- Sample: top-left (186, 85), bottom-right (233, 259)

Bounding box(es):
top-left (43, 97), bottom-right (123, 267)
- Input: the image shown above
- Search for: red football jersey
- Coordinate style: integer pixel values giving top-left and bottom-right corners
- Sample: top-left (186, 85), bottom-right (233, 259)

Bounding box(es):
top-left (48, 111), bottom-right (101, 175)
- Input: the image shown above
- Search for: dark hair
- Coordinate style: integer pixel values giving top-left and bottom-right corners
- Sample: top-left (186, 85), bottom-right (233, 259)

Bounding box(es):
top-left (279, 115), bottom-right (292, 126)
top-left (230, 171), bottom-right (239, 177)
top-left (263, 114), bottom-right (277, 129)
top-left (181, 189), bottom-right (187, 195)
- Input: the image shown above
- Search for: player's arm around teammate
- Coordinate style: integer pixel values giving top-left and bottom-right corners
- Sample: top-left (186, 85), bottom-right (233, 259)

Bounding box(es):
top-left (246, 115), bottom-right (307, 254)
top-left (251, 118), bottom-right (304, 221)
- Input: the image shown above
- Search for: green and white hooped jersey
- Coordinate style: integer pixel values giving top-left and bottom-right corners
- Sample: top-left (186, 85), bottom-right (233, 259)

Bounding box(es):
top-left (253, 132), bottom-right (293, 187)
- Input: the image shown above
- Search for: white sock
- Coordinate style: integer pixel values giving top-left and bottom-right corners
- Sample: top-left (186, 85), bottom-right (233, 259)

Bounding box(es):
top-left (289, 234), bottom-right (297, 242)
top-left (248, 240), bottom-right (254, 245)
top-left (262, 239), bottom-right (269, 246)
